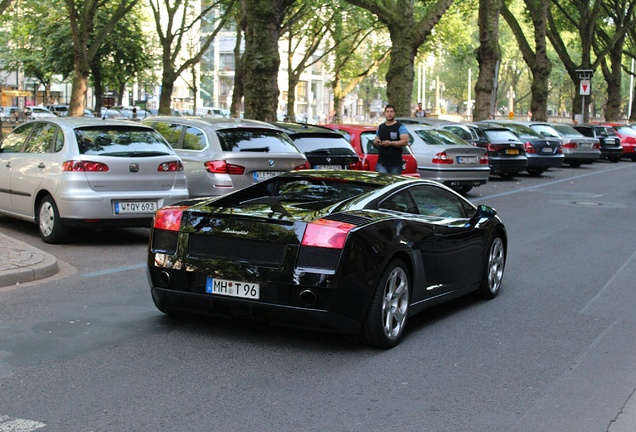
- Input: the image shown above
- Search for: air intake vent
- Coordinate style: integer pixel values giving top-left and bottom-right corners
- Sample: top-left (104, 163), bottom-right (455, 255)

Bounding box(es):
top-left (323, 213), bottom-right (371, 226)
top-left (188, 235), bottom-right (286, 266)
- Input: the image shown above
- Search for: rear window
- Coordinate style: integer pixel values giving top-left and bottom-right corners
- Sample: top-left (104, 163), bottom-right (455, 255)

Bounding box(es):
top-left (484, 130), bottom-right (521, 142)
top-left (551, 125), bottom-right (583, 136)
top-left (216, 128), bottom-right (300, 153)
top-left (413, 129), bottom-right (470, 146)
top-left (74, 126), bottom-right (173, 156)
top-left (289, 135), bottom-right (357, 155)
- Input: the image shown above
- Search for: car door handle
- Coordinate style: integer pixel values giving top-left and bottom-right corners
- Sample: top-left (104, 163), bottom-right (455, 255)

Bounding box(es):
top-left (38, 162), bottom-right (46, 169)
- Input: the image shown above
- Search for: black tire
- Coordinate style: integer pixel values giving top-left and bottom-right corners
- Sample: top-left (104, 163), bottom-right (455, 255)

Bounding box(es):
top-left (569, 161), bottom-right (583, 168)
top-left (609, 156), bottom-right (620, 163)
top-left (38, 195), bottom-right (69, 244)
top-left (499, 172), bottom-right (516, 180)
top-left (478, 235), bottom-right (505, 299)
top-left (526, 167), bottom-right (546, 176)
top-left (361, 259), bottom-right (410, 349)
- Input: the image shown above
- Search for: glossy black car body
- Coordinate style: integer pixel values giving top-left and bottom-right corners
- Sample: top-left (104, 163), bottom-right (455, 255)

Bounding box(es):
top-left (464, 123), bottom-right (528, 179)
top-left (272, 122), bottom-right (362, 170)
top-left (147, 170), bottom-right (507, 348)
top-left (479, 120), bottom-right (564, 176)
top-left (571, 124), bottom-right (623, 162)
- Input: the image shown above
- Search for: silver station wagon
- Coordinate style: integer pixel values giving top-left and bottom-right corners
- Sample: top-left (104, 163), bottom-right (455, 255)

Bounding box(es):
top-left (0, 118), bottom-right (189, 243)
top-left (143, 117), bottom-right (310, 198)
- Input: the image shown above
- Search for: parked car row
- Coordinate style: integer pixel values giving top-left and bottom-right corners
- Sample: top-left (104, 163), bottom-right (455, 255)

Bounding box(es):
top-left (3, 113), bottom-right (635, 245)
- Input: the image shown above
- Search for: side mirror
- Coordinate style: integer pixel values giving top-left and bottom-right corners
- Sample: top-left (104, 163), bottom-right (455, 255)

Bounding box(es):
top-left (466, 204), bottom-right (497, 227)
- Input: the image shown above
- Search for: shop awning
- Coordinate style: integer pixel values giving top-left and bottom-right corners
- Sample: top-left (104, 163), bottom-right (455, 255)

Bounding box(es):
top-left (1, 90), bottom-right (32, 97)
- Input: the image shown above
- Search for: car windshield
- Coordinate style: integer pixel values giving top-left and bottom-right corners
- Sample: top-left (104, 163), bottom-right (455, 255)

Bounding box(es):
top-left (290, 135), bottom-right (357, 155)
top-left (551, 125), bottom-right (583, 136)
top-left (75, 126), bottom-right (173, 156)
top-left (413, 128), bottom-right (470, 145)
top-left (216, 128), bottom-right (301, 153)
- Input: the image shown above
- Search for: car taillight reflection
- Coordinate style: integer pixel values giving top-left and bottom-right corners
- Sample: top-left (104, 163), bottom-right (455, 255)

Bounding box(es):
top-left (205, 160), bottom-right (246, 174)
top-left (63, 160), bottom-right (110, 172)
top-left (524, 142), bottom-right (536, 154)
top-left (153, 206), bottom-right (189, 231)
top-left (295, 161), bottom-right (311, 170)
top-left (301, 219), bottom-right (355, 249)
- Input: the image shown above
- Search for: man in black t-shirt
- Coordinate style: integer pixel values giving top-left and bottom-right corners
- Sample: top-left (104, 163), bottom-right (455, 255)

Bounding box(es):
top-left (373, 104), bottom-right (409, 174)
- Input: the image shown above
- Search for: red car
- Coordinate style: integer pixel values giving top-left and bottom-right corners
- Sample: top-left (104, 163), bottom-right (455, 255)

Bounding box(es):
top-left (322, 124), bottom-right (420, 176)
top-left (600, 123), bottom-right (636, 161)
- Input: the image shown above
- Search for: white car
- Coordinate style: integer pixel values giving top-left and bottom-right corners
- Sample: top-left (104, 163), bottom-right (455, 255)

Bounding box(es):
top-left (0, 118), bottom-right (189, 243)
top-left (27, 106), bottom-right (57, 119)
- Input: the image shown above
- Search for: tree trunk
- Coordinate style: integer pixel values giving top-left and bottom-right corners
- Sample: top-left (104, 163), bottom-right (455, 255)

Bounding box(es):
top-left (474, 0), bottom-right (501, 121)
top-left (159, 77), bottom-right (175, 114)
top-left (242, 0), bottom-right (290, 122)
top-left (91, 59), bottom-right (104, 114)
top-left (528, 0), bottom-right (551, 121)
top-left (603, 36), bottom-right (625, 121)
top-left (384, 27), bottom-right (416, 117)
top-left (69, 56), bottom-right (89, 116)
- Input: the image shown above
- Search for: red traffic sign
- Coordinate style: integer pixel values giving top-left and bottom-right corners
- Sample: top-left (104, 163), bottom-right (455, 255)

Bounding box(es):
top-left (580, 80), bottom-right (591, 96)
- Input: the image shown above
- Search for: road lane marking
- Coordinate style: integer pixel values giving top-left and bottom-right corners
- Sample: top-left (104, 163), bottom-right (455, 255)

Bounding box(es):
top-left (0, 416), bottom-right (45, 432)
top-left (82, 263), bottom-right (145, 277)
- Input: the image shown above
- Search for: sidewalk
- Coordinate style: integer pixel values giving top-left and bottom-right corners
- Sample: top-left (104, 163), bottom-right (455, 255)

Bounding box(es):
top-left (0, 232), bottom-right (58, 288)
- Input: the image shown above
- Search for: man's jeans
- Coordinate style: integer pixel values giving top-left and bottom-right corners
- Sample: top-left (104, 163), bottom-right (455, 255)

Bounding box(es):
top-left (375, 162), bottom-right (402, 174)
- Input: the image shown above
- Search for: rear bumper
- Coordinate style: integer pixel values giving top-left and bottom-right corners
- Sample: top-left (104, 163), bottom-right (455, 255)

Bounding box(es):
top-left (526, 155), bottom-right (564, 169)
top-left (417, 167), bottom-right (490, 186)
top-left (150, 286), bottom-right (364, 335)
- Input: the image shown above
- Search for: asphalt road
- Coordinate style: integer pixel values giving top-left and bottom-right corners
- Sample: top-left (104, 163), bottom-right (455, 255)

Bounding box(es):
top-left (1, 160), bottom-right (635, 432)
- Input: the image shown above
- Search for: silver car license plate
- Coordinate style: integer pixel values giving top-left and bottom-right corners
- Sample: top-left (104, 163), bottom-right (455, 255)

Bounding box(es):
top-left (114, 201), bottom-right (158, 214)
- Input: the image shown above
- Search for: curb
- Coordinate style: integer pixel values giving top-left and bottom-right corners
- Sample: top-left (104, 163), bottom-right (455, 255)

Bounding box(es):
top-left (0, 233), bottom-right (58, 287)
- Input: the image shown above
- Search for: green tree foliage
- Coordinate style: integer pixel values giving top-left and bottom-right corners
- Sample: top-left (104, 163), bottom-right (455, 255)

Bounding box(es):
top-left (343, 0), bottom-right (456, 117)
top-left (149, 0), bottom-right (236, 115)
top-left (64, 0), bottom-right (139, 116)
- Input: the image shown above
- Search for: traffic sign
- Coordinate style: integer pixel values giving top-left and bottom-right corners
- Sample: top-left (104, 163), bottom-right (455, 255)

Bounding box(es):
top-left (580, 80), bottom-right (591, 96)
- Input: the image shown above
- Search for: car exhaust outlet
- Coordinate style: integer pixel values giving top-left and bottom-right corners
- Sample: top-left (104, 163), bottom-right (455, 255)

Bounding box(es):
top-left (299, 290), bottom-right (318, 307)
top-left (159, 271), bottom-right (172, 287)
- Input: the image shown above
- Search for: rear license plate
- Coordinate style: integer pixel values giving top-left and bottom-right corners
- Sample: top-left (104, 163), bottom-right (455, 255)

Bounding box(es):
top-left (114, 201), bottom-right (157, 214)
top-left (314, 165), bottom-right (344, 169)
top-left (505, 149), bottom-right (519, 155)
top-left (541, 147), bottom-right (553, 153)
top-left (457, 156), bottom-right (477, 164)
top-left (206, 277), bottom-right (260, 299)
top-left (253, 171), bottom-right (284, 182)
top-left (579, 142), bottom-right (591, 148)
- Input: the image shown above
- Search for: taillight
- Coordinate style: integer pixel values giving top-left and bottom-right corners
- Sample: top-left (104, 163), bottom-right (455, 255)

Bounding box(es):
top-left (524, 142), bottom-right (536, 154)
top-left (301, 219), bottom-right (355, 249)
top-left (63, 160), bottom-right (109, 172)
top-left (487, 144), bottom-right (503, 151)
top-left (295, 161), bottom-right (311, 170)
top-left (158, 160), bottom-right (184, 172)
top-left (348, 160), bottom-right (363, 170)
top-left (153, 206), bottom-right (188, 231)
top-left (480, 155), bottom-right (489, 164)
top-left (563, 143), bottom-right (577, 149)
top-left (432, 151), bottom-right (454, 164)
top-left (593, 142), bottom-right (600, 149)
top-left (205, 160), bottom-right (245, 174)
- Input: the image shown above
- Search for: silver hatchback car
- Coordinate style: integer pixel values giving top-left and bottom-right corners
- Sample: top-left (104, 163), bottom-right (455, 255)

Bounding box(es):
top-left (0, 118), bottom-right (189, 243)
top-left (143, 116), bottom-right (310, 198)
